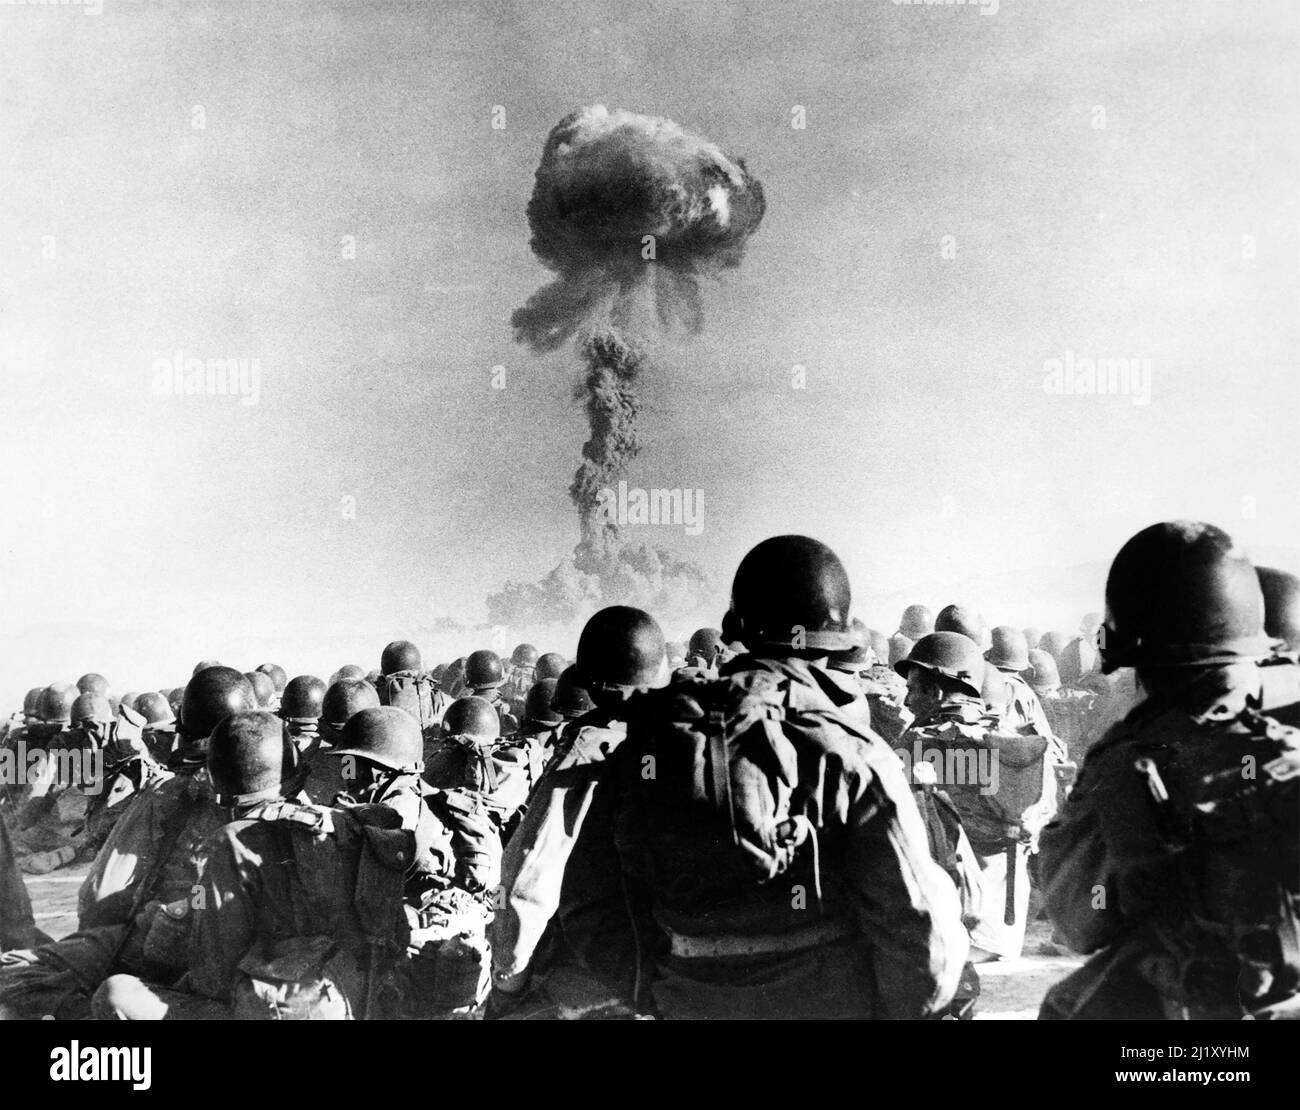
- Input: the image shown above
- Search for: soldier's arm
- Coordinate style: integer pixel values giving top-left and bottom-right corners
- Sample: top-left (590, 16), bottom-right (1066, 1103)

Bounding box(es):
top-left (183, 829), bottom-right (258, 1002)
top-left (489, 748), bottom-right (608, 993)
top-left (75, 782), bottom-right (169, 928)
top-left (843, 744), bottom-right (970, 1019)
top-left (1037, 740), bottom-right (1143, 953)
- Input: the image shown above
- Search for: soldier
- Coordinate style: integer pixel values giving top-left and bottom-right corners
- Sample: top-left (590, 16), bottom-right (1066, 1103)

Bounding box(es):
top-left (0, 666), bottom-right (256, 1019)
top-left (550, 665), bottom-right (595, 727)
top-left (80, 700), bottom-right (170, 857)
top-left (608, 537), bottom-right (969, 1019)
top-left (463, 650), bottom-right (519, 735)
top-left (307, 677), bottom-right (381, 803)
top-left (685, 627), bottom-right (724, 674)
top-left (897, 632), bottom-right (1056, 963)
top-left (1038, 631), bottom-right (1071, 662)
top-left (1026, 649), bottom-right (1060, 697)
top-left (1256, 567), bottom-right (1300, 728)
top-left (328, 707), bottom-right (501, 1016)
top-left (824, 619), bottom-right (878, 730)
top-left (279, 674), bottom-right (326, 751)
top-left (984, 626), bottom-right (1059, 742)
top-left (95, 710), bottom-right (412, 1020)
top-left (76, 674), bottom-right (110, 698)
top-left (888, 633), bottom-right (914, 667)
top-left (134, 691), bottom-right (177, 764)
top-left (935, 604), bottom-right (988, 648)
top-left (899, 603), bottom-right (935, 642)
top-left (514, 679), bottom-right (563, 768)
top-left (425, 697), bottom-right (534, 844)
top-left (1258, 565), bottom-right (1300, 656)
top-left (505, 643), bottom-right (540, 702)
top-left (255, 662), bottom-right (288, 699)
top-left (535, 652), bottom-right (565, 683)
top-left (488, 605), bottom-right (668, 1019)
top-left (1039, 521), bottom-right (1298, 1020)
top-left (1, 806), bottom-right (37, 952)
top-left (10, 691), bottom-right (118, 874)
top-left (0, 688), bottom-right (47, 809)
top-left (378, 640), bottom-right (448, 733)
top-left (244, 670), bottom-right (277, 710)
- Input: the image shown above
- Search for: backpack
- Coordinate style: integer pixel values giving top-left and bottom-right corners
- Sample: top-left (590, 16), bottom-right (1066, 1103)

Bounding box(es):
top-left (377, 671), bottom-right (448, 733)
top-left (1121, 707), bottom-right (1300, 1017)
top-left (227, 802), bottom-right (412, 1020)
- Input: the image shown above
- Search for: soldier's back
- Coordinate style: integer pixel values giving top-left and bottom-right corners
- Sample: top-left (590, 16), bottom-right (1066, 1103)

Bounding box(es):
top-left (614, 659), bottom-right (967, 1019)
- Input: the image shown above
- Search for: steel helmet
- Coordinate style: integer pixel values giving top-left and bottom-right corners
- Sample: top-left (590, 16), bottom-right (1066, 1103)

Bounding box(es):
top-left (867, 629), bottom-right (890, 662)
top-left (551, 666), bottom-right (595, 720)
top-left (899, 604), bottom-right (934, 641)
top-left (119, 692), bottom-right (141, 712)
top-left (576, 606), bottom-right (666, 690)
top-left (1058, 636), bottom-right (1100, 686)
top-left (731, 536), bottom-right (853, 651)
top-left (829, 618), bottom-right (872, 670)
top-left (441, 696), bottom-right (501, 744)
top-left (321, 678), bottom-right (381, 730)
top-left (1080, 612), bottom-right (1105, 637)
top-left (1023, 627), bottom-right (1043, 651)
top-left (255, 663), bottom-right (288, 693)
top-left (40, 683), bottom-right (78, 724)
top-left (1257, 565), bottom-right (1300, 652)
top-left (687, 628), bottom-right (723, 664)
top-left (181, 666), bottom-right (257, 741)
top-left (465, 649), bottom-right (506, 690)
top-left (511, 643), bottom-right (539, 668)
top-left (1100, 521), bottom-right (1270, 672)
top-left (1039, 631), bottom-right (1071, 661)
top-left (71, 692), bottom-right (113, 726)
top-left (365, 669), bottom-right (382, 685)
top-left (523, 678), bottom-right (562, 726)
top-left (1026, 649), bottom-right (1061, 694)
top-left (167, 687), bottom-right (186, 715)
top-left (207, 710), bottom-right (299, 805)
top-left (895, 632), bottom-right (985, 699)
top-left (22, 687), bottom-right (44, 718)
top-left (380, 641), bottom-right (421, 676)
top-left (280, 675), bottom-right (326, 722)
top-left (441, 657), bottom-right (467, 696)
top-left (192, 659), bottom-right (223, 676)
top-left (935, 605), bottom-right (986, 645)
top-left (327, 705), bottom-right (423, 774)
top-left (985, 626), bottom-right (1030, 672)
top-left (135, 691), bottom-right (175, 727)
top-left (887, 634), bottom-right (914, 666)
top-left (77, 673), bottom-right (110, 697)
top-left (335, 664), bottom-right (366, 683)
top-left (244, 671), bottom-right (277, 708)
top-left (534, 652), bottom-right (565, 682)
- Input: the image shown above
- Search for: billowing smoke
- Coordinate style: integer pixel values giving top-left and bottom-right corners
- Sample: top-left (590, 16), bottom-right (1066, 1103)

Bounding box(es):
top-left (513, 105), bottom-right (766, 351)
top-left (488, 106), bottom-right (764, 628)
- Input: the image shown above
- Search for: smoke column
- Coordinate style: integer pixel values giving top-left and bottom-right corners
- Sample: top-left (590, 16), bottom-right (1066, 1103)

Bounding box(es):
top-left (487, 106), bottom-right (765, 627)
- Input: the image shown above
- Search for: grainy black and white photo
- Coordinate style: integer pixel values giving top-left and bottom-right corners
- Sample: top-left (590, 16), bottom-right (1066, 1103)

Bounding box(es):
top-left (0, 0), bottom-right (1296, 1056)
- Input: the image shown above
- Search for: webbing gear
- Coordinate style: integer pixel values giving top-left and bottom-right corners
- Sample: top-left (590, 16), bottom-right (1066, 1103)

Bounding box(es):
top-left (664, 917), bottom-right (855, 960)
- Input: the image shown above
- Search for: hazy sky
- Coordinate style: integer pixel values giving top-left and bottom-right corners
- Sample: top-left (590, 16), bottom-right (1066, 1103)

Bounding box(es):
top-left (1, 0), bottom-right (1297, 698)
